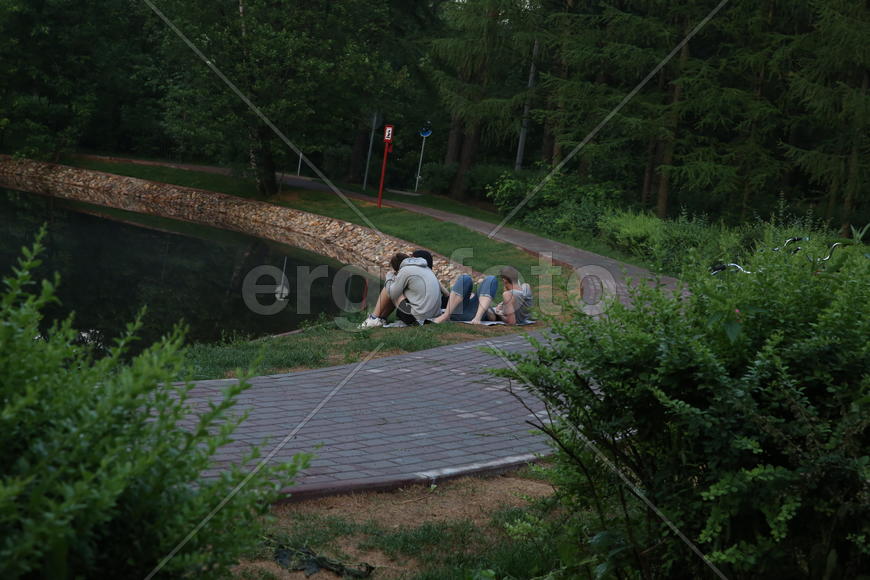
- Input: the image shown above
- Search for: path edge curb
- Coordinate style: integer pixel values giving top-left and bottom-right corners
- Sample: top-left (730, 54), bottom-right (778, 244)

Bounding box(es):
top-left (275, 453), bottom-right (548, 503)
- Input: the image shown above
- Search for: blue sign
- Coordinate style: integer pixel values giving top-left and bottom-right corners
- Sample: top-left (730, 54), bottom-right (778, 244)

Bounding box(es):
top-left (419, 127), bottom-right (432, 138)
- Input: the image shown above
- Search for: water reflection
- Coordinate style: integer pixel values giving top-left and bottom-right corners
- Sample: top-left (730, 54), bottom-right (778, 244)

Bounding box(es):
top-left (0, 188), bottom-right (368, 351)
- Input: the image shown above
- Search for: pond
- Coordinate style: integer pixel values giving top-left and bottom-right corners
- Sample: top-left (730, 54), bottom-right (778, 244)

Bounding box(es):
top-left (0, 188), bottom-right (369, 351)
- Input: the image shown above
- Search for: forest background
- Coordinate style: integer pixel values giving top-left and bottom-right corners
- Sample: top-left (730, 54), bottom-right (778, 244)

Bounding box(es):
top-left (1, 0), bottom-right (867, 234)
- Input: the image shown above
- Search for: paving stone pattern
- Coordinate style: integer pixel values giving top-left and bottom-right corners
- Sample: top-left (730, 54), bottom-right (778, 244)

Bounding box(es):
top-left (184, 333), bottom-right (551, 498)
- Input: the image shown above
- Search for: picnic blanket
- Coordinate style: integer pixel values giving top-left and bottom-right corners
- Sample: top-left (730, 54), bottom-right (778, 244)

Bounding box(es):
top-left (459, 319), bottom-right (536, 326)
top-left (382, 319), bottom-right (536, 328)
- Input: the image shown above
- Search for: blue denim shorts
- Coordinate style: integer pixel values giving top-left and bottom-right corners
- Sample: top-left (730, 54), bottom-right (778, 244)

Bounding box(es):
top-left (449, 274), bottom-right (498, 321)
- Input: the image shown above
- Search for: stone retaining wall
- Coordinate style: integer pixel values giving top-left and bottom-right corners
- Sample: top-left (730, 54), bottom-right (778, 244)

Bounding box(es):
top-left (0, 157), bottom-right (476, 281)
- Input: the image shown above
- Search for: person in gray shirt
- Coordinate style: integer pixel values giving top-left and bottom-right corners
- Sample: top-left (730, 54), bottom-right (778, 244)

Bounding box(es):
top-left (360, 253), bottom-right (443, 328)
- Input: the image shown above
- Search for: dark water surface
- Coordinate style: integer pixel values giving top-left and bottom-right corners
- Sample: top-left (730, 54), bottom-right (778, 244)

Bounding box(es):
top-left (0, 188), bottom-right (368, 350)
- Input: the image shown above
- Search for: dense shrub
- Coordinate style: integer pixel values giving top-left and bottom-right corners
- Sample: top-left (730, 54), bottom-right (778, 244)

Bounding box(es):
top-left (420, 162), bottom-right (457, 194)
top-left (465, 163), bottom-right (511, 199)
top-left (495, 237), bottom-right (869, 578)
top-left (487, 172), bottom-right (619, 239)
top-left (0, 232), bottom-right (308, 579)
top-left (596, 209), bottom-right (662, 259)
top-left (597, 209), bottom-right (745, 274)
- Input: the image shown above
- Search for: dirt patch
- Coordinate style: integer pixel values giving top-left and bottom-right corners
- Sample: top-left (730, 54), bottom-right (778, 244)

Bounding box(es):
top-left (236, 548), bottom-right (408, 580)
top-left (274, 472), bottom-right (553, 531)
top-left (235, 560), bottom-right (306, 579)
top-left (239, 472), bottom-right (553, 579)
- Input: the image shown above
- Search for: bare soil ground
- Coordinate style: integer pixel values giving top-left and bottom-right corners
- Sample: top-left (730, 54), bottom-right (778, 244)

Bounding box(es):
top-left (235, 471), bottom-right (554, 579)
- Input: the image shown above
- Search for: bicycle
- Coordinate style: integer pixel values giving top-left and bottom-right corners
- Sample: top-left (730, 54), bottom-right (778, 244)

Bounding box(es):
top-left (710, 237), bottom-right (844, 276)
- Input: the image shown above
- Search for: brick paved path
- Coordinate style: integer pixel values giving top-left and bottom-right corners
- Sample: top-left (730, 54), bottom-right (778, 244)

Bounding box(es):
top-left (186, 333), bottom-right (550, 498)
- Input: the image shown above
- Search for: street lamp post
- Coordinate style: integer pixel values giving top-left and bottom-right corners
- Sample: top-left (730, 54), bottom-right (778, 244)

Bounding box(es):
top-left (415, 124), bottom-right (432, 193)
top-left (362, 112), bottom-right (380, 191)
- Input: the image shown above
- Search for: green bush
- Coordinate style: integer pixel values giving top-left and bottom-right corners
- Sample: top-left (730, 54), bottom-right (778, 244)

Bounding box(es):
top-left (596, 209), bottom-right (790, 274)
top-left (420, 162), bottom-right (457, 194)
top-left (495, 240), bottom-right (870, 578)
top-left (0, 231), bottom-right (308, 579)
top-left (487, 172), bottom-right (619, 239)
top-left (596, 209), bottom-right (662, 259)
top-left (465, 163), bottom-right (510, 199)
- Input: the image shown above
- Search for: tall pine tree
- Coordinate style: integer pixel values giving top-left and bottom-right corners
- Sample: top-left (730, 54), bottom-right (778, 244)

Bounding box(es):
top-left (429, 0), bottom-right (530, 197)
top-left (784, 0), bottom-right (869, 233)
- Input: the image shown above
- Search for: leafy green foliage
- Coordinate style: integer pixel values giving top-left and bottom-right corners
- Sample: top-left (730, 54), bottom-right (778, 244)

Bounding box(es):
top-left (465, 164), bottom-right (511, 200)
top-left (495, 238), bottom-right (870, 578)
top-left (3, 1), bottom-right (867, 224)
top-left (420, 162), bottom-right (459, 195)
top-left (597, 208), bottom-right (741, 274)
top-left (488, 172), bottom-right (619, 241)
top-left (0, 231), bottom-right (308, 579)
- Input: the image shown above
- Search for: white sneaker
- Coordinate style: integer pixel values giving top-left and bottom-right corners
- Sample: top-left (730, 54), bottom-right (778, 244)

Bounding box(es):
top-left (359, 314), bottom-right (384, 329)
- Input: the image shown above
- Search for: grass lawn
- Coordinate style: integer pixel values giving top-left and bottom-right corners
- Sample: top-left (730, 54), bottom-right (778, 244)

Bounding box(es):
top-left (271, 189), bottom-right (546, 281)
top-left (328, 178), bottom-right (505, 223)
top-left (183, 318), bottom-right (521, 381)
top-left (297, 175), bottom-right (649, 269)
top-left (63, 156), bottom-right (262, 199)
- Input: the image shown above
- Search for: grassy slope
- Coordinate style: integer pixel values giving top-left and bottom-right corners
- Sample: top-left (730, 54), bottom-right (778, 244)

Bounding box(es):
top-left (185, 321), bottom-right (519, 381)
top-left (66, 156), bottom-right (261, 199)
top-left (273, 190), bottom-right (543, 281)
top-left (304, 177), bottom-right (647, 267)
top-left (66, 156), bottom-right (647, 270)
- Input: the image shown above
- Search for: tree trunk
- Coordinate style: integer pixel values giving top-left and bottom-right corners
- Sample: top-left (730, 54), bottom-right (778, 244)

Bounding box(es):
top-left (346, 129), bottom-right (368, 183)
top-left (577, 157), bottom-right (589, 179)
top-left (515, 39), bottom-right (540, 171)
top-left (238, 0), bottom-right (275, 197)
top-left (740, 182), bottom-right (753, 222)
top-left (450, 121), bottom-right (480, 198)
top-left (655, 142), bottom-right (675, 219)
top-left (825, 179), bottom-right (839, 222)
top-left (250, 124), bottom-right (277, 197)
top-left (840, 69), bottom-right (868, 236)
top-left (643, 71), bottom-right (667, 206)
top-left (641, 137), bottom-right (659, 206)
top-left (541, 120), bottom-right (555, 166)
top-left (444, 114), bottom-right (463, 165)
top-left (655, 31), bottom-right (689, 219)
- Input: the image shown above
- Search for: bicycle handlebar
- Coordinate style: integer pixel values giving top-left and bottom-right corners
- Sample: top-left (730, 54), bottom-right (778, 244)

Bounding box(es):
top-left (710, 263), bottom-right (753, 275)
top-left (773, 236), bottom-right (808, 253)
top-left (711, 238), bottom-right (840, 276)
top-left (818, 242), bottom-right (841, 262)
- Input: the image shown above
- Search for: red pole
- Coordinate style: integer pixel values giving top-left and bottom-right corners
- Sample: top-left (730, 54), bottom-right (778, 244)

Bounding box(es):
top-left (377, 141), bottom-right (389, 208)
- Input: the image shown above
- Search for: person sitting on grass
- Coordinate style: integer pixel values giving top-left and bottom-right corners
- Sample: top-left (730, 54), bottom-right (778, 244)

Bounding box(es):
top-left (359, 251), bottom-right (442, 328)
top-left (433, 266), bottom-right (533, 325)
top-left (411, 248), bottom-right (451, 308)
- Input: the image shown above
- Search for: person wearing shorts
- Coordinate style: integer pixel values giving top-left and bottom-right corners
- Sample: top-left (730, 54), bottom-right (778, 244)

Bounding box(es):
top-left (433, 266), bottom-right (532, 325)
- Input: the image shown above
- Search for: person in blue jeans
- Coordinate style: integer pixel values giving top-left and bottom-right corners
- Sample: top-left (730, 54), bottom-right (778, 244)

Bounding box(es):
top-left (433, 266), bottom-right (533, 325)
